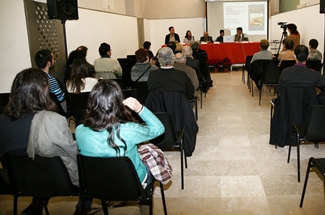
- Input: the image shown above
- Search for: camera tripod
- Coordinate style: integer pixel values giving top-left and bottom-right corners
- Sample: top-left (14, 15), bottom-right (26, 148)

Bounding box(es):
top-left (276, 31), bottom-right (288, 55)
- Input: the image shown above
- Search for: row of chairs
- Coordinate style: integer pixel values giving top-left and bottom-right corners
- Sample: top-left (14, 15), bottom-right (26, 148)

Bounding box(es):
top-left (2, 154), bottom-right (167, 215)
top-left (244, 57), bottom-right (323, 105)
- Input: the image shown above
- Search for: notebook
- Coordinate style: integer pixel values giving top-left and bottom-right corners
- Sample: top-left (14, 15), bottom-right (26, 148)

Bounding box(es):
top-left (223, 35), bottom-right (235, 43)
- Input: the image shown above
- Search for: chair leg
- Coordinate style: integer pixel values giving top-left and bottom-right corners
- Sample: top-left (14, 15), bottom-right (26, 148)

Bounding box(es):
top-left (300, 158), bottom-right (312, 207)
top-left (101, 199), bottom-right (109, 215)
top-left (297, 134), bottom-right (301, 182)
top-left (180, 140), bottom-right (184, 190)
top-left (251, 80), bottom-right (254, 97)
top-left (13, 195), bottom-right (18, 215)
top-left (195, 99), bottom-right (198, 121)
top-left (259, 86), bottom-right (262, 105)
top-left (159, 182), bottom-right (168, 215)
top-left (287, 133), bottom-right (295, 163)
top-left (200, 88), bottom-right (202, 109)
top-left (44, 206), bottom-right (50, 215)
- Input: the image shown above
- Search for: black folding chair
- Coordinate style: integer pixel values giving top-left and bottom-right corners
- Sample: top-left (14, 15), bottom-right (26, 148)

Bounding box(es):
top-left (5, 155), bottom-right (79, 215)
top-left (77, 155), bottom-right (167, 215)
top-left (306, 59), bottom-right (322, 73)
top-left (287, 105), bottom-right (325, 182)
top-left (259, 66), bottom-right (281, 105)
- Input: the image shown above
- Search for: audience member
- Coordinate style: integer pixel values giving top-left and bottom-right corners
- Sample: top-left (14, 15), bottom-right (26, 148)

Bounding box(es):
top-left (174, 43), bottom-right (183, 54)
top-left (35, 50), bottom-right (67, 115)
top-left (164, 26), bottom-right (180, 44)
top-left (234, 27), bottom-right (249, 42)
top-left (183, 46), bottom-right (200, 71)
top-left (215, 29), bottom-right (224, 43)
top-left (174, 53), bottom-right (199, 98)
top-left (250, 39), bottom-right (273, 63)
top-left (131, 48), bottom-right (157, 82)
top-left (147, 47), bottom-right (194, 100)
top-left (66, 58), bottom-right (98, 94)
top-left (167, 41), bottom-right (177, 54)
top-left (200, 31), bottom-right (213, 43)
top-left (183, 30), bottom-right (195, 44)
top-left (94, 42), bottom-right (122, 79)
top-left (76, 80), bottom-right (164, 188)
top-left (64, 50), bottom-right (87, 84)
top-left (76, 45), bottom-right (95, 77)
top-left (308, 39), bottom-right (322, 60)
top-left (143, 41), bottom-right (154, 59)
top-left (286, 23), bottom-right (300, 50)
top-left (191, 41), bottom-right (213, 89)
top-left (270, 45), bottom-right (325, 146)
top-left (0, 68), bottom-right (79, 215)
top-left (278, 38), bottom-right (295, 65)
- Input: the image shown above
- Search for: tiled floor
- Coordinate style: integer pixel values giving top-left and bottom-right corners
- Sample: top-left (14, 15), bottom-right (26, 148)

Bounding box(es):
top-left (1, 71), bottom-right (325, 215)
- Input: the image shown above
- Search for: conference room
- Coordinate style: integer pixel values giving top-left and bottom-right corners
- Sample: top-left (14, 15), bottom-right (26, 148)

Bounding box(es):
top-left (1, 0), bottom-right (325, 214)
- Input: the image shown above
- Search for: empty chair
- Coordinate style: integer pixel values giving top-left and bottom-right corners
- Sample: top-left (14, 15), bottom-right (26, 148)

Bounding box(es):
top-left (306, 59), bottom-right (322, 73)
top-left (279, 60), bottom-right (295, 71)
top-left (259, 66), bottom-right (281, 105)
top-left (77, 155), bottom-right (167, 215)
top-left (117, 58), bottom-right (132, 88)
top-left (127, 55), bottom-right (137, 68)
top-left (300, 157), bottom-right (325, 208)
top-left (287, 105), bottom-right (325, 182)
top-left (151, 112), bottom-right (186, 189)
top-left (5, 155), bottom-right (79, 215)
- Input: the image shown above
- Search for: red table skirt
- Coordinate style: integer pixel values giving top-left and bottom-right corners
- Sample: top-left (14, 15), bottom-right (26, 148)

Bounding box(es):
top-left (200, 42), bottom-right (260, 64)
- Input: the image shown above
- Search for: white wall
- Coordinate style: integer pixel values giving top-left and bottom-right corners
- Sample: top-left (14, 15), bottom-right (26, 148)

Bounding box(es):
top-left (65, 8), bottom-right (139, 63)
top-left (0, 0), bottom-right (31, 93)
top-left (270, 4), bottom-right (324, 53)
top-left (146, 18), bottom-right (205, 55)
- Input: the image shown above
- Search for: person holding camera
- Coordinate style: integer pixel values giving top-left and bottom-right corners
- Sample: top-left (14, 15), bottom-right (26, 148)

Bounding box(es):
top-left (286, 23), bottom-right (300, 50)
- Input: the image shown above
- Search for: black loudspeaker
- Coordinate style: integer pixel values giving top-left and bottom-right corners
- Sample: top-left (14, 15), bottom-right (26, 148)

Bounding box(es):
top-left (47, 0), bottom-right (78, 20)
top-left (321, 0), bottom-right (325, 13)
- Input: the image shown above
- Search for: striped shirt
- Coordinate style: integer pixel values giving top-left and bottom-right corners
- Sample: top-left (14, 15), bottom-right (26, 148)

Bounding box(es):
top-left (47, 73), bottom-right (65, 102)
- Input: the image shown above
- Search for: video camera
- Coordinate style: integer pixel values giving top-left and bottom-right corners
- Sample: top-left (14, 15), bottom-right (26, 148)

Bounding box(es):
top-left (278, 22), bottom-right (287, 32)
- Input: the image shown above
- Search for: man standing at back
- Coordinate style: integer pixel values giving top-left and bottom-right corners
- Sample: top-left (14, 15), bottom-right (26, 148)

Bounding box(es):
top-left (35, 50), bottom-right (66, 111)
top-left (147, 47), bottom-right (194, 100)
top-left (94, 42), bottom-right (122, 79)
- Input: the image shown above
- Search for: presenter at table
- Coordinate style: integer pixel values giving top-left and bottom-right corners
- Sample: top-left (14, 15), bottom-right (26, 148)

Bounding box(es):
top-left (165, 26), bottom-right (180, 44)
top-left (234, 27), bottom-right (249, 42)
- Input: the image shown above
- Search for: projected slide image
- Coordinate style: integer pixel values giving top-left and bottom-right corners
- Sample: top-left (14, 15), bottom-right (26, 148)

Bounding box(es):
top-left (248, 5), bottom-right (264, 31)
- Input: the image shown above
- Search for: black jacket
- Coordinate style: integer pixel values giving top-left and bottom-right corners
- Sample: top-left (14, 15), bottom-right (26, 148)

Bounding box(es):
top-left (165, 33), bottom-right (180, 44)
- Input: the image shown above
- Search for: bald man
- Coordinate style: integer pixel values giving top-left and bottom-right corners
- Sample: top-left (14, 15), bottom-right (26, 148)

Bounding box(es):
top-left (200, 31), bottom-right (213, 43)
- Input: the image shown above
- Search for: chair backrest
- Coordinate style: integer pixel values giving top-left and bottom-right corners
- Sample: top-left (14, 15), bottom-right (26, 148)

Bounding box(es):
top-left (262, 66), bottom-right (282, 85)
top-left (122, 88), bottom-right (138, 99)
top-left (303, 105), bottom-right (325, 141)
top-left (245, 55), bottom-right (253, 68)
top-left (77, 155), bottom-right (147, 201)
top-left (133, 82), bottom-right (149, 104)
top-left (151, 112), bottom-right (179, 148)
top-left (306, 59), bottom-right (322, 72)
top-left (5, 155), bottom-right (77, 198)
top-left (280, 60), bottom-right (296, 71)
top-left (68, 92), bottom-right (90, 122)
top-left (0, 93), bottom-right (9, 115)
top-left (249, 59), bottom-right (274, 82)
top-left (127, 55), bottom-right (137, 68)
top-left (117, 58), bottom-right (133, 88)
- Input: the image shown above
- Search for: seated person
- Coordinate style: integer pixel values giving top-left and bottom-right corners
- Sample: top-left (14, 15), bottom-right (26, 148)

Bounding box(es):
top-left (183, 30), bottom-right (195, 44)
top-left (200, 31), bottom-right (214, 43)
top-left (191, 41), bottom-right (213, 89)
top-left (308, 38), bottom-right (322, 60)
top-left (147, 47), bottom-right (194, 100)
top-left (76, 80), bottom-right (164, 188)
top-left (167, 41), bottom-right (177, 54)
top-left (143, 41), bottom-right (154, 60)
top-left (270, 45), bottom-right (325, 147)
top-left (66, 58), bottom-right (98, 94)
top-left (250, 39), bottom-right (273, 63)
top-left (278, 38), bottom-right (295, 66)
top-left (94, 42), bottom-right (123, 79)
top-left (215, 29), bottom-right (224, 43)
top-left (234, 27), bottom-right (249, 42)
top-left (131, 48), bottom-right (157, 82)
top-left (165, 26), bottom-right (180, 44)
top-left (174, 53), bottom-right (199, 98)
top-left (0, 68), bottom-right (81, 215)
top-left (76, 45), bottom-right (95, 77)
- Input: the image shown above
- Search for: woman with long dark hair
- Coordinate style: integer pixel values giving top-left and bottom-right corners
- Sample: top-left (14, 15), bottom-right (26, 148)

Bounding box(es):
top-left (76, 80), bottom-right (164, 187)
top-left (286, 23), bottom-right (300, 50)
top-left (66, 58), bottom-right (98, 94)
top-left (0, 68), bottom-right (78, 214)
top-left (183, 30), bottom-right (195, 44)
